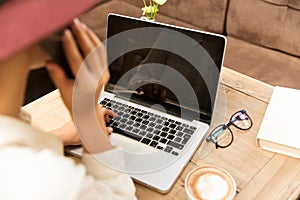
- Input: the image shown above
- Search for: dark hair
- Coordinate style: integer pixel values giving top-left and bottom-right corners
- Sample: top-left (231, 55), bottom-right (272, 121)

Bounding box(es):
top-left (40, 32), bottom-right (74, 78)
top-left (0, 0), bottom-right (7, 5)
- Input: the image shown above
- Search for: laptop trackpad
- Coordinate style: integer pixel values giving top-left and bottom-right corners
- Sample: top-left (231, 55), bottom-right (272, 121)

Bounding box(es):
top-left (110, 133), bottom-right (159, 154)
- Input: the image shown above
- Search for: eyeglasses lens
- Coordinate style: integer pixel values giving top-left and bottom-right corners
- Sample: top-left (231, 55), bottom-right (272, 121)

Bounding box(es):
top-left (210, 125), bottom-right (232, 148)
top-left (230, 111), bottom-right (252, 130)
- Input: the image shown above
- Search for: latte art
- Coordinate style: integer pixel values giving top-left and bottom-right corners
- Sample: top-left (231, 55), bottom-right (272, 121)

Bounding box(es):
top-left (185, 166), bottom-right (236, 200)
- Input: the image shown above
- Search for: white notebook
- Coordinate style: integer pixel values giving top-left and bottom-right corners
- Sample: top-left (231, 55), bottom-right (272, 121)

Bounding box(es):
top-left (256, 86), bottom-right (300, 159)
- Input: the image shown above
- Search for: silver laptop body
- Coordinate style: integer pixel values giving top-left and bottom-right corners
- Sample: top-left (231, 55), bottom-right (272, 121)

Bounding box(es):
top-left (66, 13), bottom-right (226, 193)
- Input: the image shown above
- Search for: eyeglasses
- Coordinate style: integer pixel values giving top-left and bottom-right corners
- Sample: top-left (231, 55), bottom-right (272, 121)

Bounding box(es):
top-left (199, 109), bottom-right (253, 158)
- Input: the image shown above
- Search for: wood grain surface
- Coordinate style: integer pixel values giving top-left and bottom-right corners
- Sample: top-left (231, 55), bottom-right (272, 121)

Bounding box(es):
top-left (23, 67), bottom-right (300, 200)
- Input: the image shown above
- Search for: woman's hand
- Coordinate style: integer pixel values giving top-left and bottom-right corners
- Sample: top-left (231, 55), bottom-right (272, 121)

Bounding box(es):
top-left (47, 18), bottom-right (113, 146)
top-left (47, 18), bottom-right (109, 114)
top-left (50, 106), bottom-right (115, 146)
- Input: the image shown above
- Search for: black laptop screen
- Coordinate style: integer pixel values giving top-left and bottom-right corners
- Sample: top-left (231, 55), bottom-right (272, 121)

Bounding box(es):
top-left (106, 14), bottom-right (226, 123)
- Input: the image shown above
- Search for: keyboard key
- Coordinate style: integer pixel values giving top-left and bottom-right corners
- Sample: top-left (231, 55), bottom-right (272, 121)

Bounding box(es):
top-left (183, 128), bottom-right (194, 135)
top-left (139, 131), bottom-right (147, 136)
top-left (152, 135), bottom-right (161, 141)
top-left (143, 115), bottom-right (150, 119)
top-left (140, 125), bottom-right (147, 130)
top-left (157, 146), bottom-right (164, 150)
top-left (142, 120), bottom-right (149, 125)
top-left (164, 146), bottom-right (173, 153)
top-left (133, 123), bottom-right (141, 128)
top-left (169, 129), bottom-right (177, 134)
top-left (168, 119), bottom-right (175, 123)
top-left (167, 134), bottom-right (175, 140)
top-left (164, 121), bottom-right (169, 126)
top-left (154, 114), bottom-right (161, 118)
top-left (119, 124), bottom-right (126, 129)
top-left (182, 138), bottom-right (190, 145)
top-left (174, 137), bottom-right (182, 143)
top-left (175, 121), bottom-right (182, 125)
top-left (146, 133), bottom-right (153, 139)
top-left (167, 141), bottom-right (184, 150)
top-left (146, 127), bottom-right (154, 132)
top-left (130, 110), bottom-right (137, 115)
top-left (171, 151), bottom-right (179, 156)
top-left (176, 132), bottom-right (184, 137)
top-left (183, 134), bottom-right (191, 139)
top-left (113, 127), bottom-right (142, 142)
top-left (130, 116), bottom-right (136, 121)
top-left (155, 119), bottom-right (163, 124)
top-left (141, 138), bottom-right (151, 145)
top-left (182, 124), bottom-right (189, 128)
top-left (156, 125), bottom-right (163, 129)
top-left (160, 132), bottom-right (168, 137)
top-left (153, 130), bottom-right (160, 135)
top-left (132, 128), bottom-right (139, 134)
top-left (123, 114), bottom-right (130, 118)
top-left (114, 116), bottom-right (121, 121)
top-left (148, 122), bottom-right (156, 127)
top-left (118, 111), bottom-right (124, 116)
top-left (127, 121), bottom-right (134, 126)
top-left (124, 108), bottom-right (131, 113)
top-left (112, 122), bottom-right (119, 127)
top-left (160, 138), bottom-right (168, 144)
top-left (162, 127), bottom-right (169, 132)
top-left (150, 141), bottom-right (158, 148)
top-left (100, 100), bottom-right (106, 105)
top-left (176, 126), bottom-right (184, 131)
top-left (126, 126), bottom-right (133, 131)
top-left (190, 126), bottom-right (197, 131)
top-left (169, 124), bottom-right (176, 129)
top-left (111, 105), bottom-right (119, 111)
top-left (149, 117), bottom-right (156, 122)
top-left (120, 118), bottom-right (127, 123)
top-left (135, 118), bottom-right (142, 123)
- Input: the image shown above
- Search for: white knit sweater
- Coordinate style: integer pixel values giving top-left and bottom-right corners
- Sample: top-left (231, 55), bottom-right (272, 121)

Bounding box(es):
top-left (0, 115), bottom-right (137, 200)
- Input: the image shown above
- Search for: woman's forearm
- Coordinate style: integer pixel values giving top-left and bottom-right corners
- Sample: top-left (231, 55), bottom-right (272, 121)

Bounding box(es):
top-left (0, 51), bottom-right (30, 117)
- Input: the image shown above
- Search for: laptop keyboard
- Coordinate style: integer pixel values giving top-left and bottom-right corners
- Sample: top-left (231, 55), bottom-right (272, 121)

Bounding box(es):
top-left (100, 98), bottom-right (197, 156)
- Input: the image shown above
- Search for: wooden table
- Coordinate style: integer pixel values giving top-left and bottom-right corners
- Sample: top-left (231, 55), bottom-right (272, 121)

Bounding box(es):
top-left (23, 67), bottom-right (300, 200)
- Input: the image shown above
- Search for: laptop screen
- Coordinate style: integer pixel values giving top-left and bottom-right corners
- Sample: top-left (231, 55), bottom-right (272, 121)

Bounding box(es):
top-left (106, 14), bottom-right (226, 123)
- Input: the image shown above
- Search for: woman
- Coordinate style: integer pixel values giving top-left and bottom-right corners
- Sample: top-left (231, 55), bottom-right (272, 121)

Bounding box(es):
top-left (0, 0), bottom-right (136, 199)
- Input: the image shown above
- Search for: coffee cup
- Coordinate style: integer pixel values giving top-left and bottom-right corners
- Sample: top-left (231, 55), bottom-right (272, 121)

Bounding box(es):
top-left (185, 166), bottom-right (236, 200)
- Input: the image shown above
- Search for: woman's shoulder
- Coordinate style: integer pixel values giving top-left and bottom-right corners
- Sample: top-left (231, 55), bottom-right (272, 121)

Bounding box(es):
top-left (0, 146), bottom-right (86, 200)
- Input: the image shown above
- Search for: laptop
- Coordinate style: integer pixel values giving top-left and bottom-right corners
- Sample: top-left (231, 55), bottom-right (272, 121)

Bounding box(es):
top-left (67, 13), bottom-right (226, 193)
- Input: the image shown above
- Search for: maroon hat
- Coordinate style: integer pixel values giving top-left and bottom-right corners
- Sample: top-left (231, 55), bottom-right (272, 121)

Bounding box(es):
top-left (0, 0), bottom-right (97, 62)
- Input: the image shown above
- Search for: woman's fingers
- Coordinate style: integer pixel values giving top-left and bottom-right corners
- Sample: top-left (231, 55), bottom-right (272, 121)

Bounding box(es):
top-left (107, 127), bottom-right (113, 134)
top-left (71, 18), bottom-right (94, 57)
top-left (104, 107), bottom-right (117, 118)
top-left (62, 29), bottom-right (83, 76)
top-left (96, 106), bottom-right (116, 135)
top-left (85, 27), bottom-right (108, 70)
top-left (85, 27), bottom-right (101, 46)
top-left (46, 61), bottom-right (69, 89)
top-left (70, 19), bottom-right (110, 97)
top-left (97, 105), bottom-right (116, 122)
top-left (46, 61), bottom-right (73, 113)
